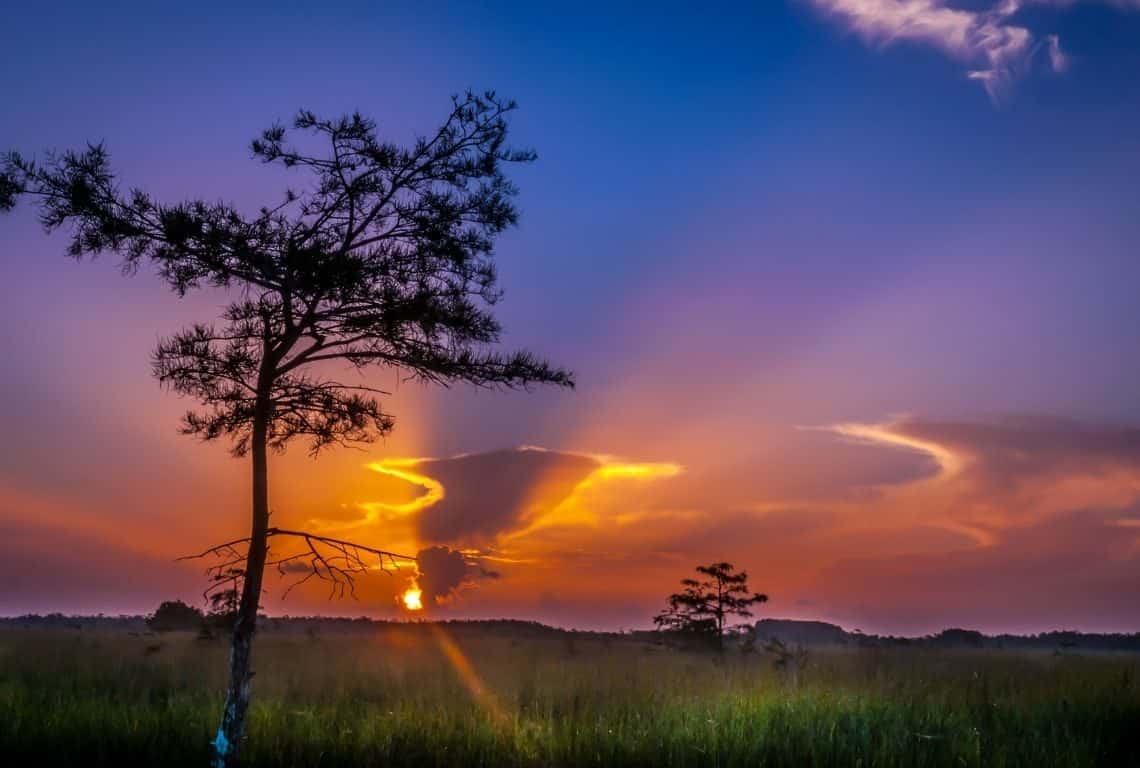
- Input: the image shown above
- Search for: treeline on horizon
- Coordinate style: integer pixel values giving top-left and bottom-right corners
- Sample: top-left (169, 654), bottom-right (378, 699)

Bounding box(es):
top-left (5, 613), bottom-right (1140, 652)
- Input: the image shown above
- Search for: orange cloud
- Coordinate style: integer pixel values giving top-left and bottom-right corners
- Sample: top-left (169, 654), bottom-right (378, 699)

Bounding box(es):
top-left (302, 446), bottom-right (681, 562)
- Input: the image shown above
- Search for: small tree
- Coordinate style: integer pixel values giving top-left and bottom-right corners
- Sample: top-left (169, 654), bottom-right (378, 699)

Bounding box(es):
top-left (654, 562), bottom-right (768, 651)
top-left (2, 90), bottom-right (572, 767)
top-left (147, 600), bottom-right (205, 632)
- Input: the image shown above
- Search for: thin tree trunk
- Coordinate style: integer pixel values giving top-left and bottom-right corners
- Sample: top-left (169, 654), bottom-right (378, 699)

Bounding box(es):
top-left (212, 391), bottom-right (271, 768)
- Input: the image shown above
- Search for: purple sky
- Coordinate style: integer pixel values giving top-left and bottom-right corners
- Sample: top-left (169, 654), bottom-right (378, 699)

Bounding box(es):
top-left (2, 1), bottom-right (1140, 634)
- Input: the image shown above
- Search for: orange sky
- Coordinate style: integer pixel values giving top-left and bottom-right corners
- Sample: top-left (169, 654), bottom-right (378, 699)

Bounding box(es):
top-left (4, 372), bottom-right (1139, 633)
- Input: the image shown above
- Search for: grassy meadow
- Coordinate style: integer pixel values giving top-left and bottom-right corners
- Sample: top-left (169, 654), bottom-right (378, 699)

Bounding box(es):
top-left (1, 622), bottom-right (1137, 767)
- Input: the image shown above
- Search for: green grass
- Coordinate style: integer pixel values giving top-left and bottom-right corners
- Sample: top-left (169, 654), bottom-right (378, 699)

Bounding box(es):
top-left (1, 624), bottom-right (1137, 766)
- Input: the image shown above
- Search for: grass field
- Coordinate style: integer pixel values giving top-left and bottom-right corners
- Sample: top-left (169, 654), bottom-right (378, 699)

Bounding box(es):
top-left (1, 622), bottom-right (1137, 767)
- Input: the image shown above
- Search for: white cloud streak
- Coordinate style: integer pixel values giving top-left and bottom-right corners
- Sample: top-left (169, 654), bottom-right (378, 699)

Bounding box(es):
top-left (806, 0), bottom-right (1137, 102)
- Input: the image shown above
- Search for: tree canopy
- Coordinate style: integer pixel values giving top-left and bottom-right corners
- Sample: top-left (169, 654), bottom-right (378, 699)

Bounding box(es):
top-left (654, 562), bottom-right (768, 649)
top-left (146, 600), bottom-right (205, 633)
top-left (2, 91), bottom-right (572, 457)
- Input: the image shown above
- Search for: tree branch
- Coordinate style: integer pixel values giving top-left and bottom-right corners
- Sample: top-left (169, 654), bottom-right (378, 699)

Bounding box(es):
top-left (181, 528), bottom-right (416, 602)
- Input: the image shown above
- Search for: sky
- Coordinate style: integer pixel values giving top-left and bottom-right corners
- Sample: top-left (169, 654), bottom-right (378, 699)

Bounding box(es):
top-left (1, 0), bottom-right (1139, 635)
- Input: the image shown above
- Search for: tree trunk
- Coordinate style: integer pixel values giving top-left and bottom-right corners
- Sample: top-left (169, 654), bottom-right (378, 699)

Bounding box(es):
top-left (212, 392), bottom-right (271, 768)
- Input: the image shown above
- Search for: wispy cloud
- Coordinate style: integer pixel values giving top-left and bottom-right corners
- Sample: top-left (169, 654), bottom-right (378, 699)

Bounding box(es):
top-left (806, 0), bottom-right (1137, 102)
top-left (824, 414), bottom-right (1140, 543)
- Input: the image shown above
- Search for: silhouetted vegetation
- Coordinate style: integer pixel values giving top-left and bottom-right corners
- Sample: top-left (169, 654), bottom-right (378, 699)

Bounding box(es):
top-left (1, 621), bottom-right (1137, 767)
top-left (146, 601), bottom-right (204, 633)
top-left (654, 562), bottom-right (768, 650)
top-left (2, 91), bottom-right (571, 766)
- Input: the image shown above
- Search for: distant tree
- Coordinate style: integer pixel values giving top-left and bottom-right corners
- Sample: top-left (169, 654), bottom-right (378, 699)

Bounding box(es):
top-left (147, 600), bottom-right (204, 632)
top-left (931, 628), bottom-right (986, 648)
top-left (654, 562), bottom-right (768, 651)
top-left (2, 90), bottom-right (572, 767)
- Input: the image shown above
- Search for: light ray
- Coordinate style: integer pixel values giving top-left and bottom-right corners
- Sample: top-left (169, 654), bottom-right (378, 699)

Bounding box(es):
top-left (428, 623), bottom-right (505, 723)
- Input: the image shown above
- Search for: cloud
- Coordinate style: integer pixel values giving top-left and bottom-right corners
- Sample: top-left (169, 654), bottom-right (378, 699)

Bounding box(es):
top-left (826, 414), bottom-right (1140, 545)
top-left (1016, 0), bottom-right (1140, 7)
top-left (305, 448), bottom-right (599, 542)
top-left (295, 446), bottom-right (682, 613)
top-left (276, 560), bottom-right (314, 575)
top-left (412, 448), bottom-right (602, 545)
top-left (805, 0), bottom-right (1138, 101)
top-left (415, 545), bottom-right (499, 606)
top-left (891, 415), bottom-right (1140, 489)
top-left (320, 446), bottom-right (681, 550)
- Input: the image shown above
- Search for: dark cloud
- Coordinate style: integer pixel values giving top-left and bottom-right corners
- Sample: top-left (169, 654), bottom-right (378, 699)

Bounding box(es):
top-left (276, 560), bottom-right (312, 575)
top-left (896, 415), bottom-right (1140, 490)
top-left (415, 545), bottom-right (498, 606)
top-left (414, 448), bottom-right (600, 545)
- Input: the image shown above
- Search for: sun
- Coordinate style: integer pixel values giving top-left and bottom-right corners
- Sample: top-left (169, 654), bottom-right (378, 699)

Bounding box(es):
top-left (402, 587), bottom-right (423, 612)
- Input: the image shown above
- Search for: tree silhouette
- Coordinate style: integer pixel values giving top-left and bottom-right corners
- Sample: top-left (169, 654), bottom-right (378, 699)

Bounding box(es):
top-left (654, 562), bottom-right (768, 651)
top-left (2, 90), bottom-right (572, 767)
top-left (146, 600), bottom-right (205, 632)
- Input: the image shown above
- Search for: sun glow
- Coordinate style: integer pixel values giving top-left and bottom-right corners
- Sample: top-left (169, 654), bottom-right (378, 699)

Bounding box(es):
top-left (507, 457), bottom-right (683, 537)
top-left (402, 587), bottom-right (423, 611)
top-left (307, 457), bottom-right (447, 534)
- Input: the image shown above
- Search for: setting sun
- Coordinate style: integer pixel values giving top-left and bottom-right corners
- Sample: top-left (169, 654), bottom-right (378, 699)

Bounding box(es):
top-left (402, 587), bottom-right (423, 612)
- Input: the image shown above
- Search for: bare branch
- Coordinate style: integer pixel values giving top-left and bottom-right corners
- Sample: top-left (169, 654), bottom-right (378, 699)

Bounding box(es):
top-left (181, 528), bottom-right (415, 602)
